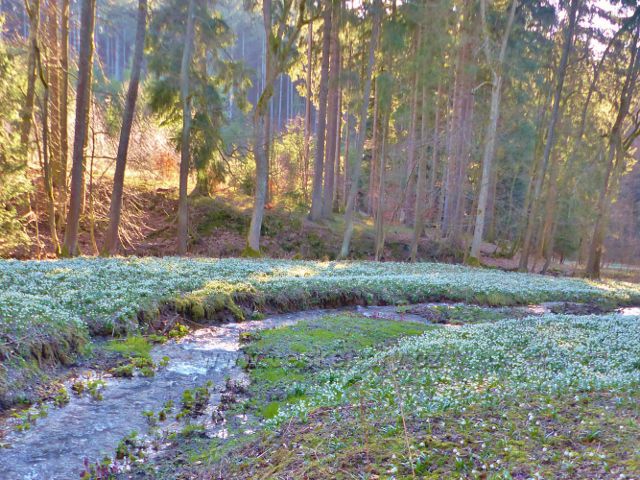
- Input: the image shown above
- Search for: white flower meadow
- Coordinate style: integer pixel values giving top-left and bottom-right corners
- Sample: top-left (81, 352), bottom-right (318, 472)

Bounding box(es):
top-left (1, 256), bottom-right (639, 353)
top-left (267, 314), bottom-right (640, 426)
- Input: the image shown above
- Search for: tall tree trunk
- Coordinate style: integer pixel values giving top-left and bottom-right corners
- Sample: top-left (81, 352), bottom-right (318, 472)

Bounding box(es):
top-left (309, 1), bottom-right (332, 221)
top-left (302, 8), bottom-right (312, 202)
top-left (374, 109), bottom-right (389, 261)
top-left (176, 0), bottom-right (196, 255)
top-left (469, 0), bottom-right (517, 261)
top-left (62, 0), bottom-right (95, 257)
top-left (339, 0), bottom-right (381, 258)
top-left (58, 0), bottom-right (70, 221)
top-left (247, 0), bottom-right (276, 253)
top-left (410, 83), bottom-right (428, 262)
top-left (46, 0), bottom-right (62, 195)
top-left (442, 5), bottom-right (473, 247)
top-left (19, 0), bottom-right (40, 152)
top-left (36, 46), bottom-right (61, 255)
top-left (519, 0), bottom-right (579, 271)
top-left (334, 66), bottom-right (343, 211)
top-left (367, 80), bottom-right (380, 216)
top-left (427, 80), bottom-right (442, 224)
top-left (246, 0), bottom-right (306, 253)
top-left (342, 112), bottom-right (351, 211)
top-left (102, 0), bottom-right (147, 255)
top-left (401, 29), bottom-right (421, 226)
top-left (322, 0), bottom-right (340, 218)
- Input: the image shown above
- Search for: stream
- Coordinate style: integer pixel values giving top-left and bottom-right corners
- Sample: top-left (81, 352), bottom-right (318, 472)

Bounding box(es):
top-left (0, 303), bottom-right (637, 479)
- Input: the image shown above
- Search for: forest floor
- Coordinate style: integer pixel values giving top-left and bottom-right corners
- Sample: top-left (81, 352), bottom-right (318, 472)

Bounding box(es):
top-left (21, 179), bottom-right (640, 282)
top-left (140, 312), bottom-right (640, 480)
top-left (1, 258), bottom-right (640, 478)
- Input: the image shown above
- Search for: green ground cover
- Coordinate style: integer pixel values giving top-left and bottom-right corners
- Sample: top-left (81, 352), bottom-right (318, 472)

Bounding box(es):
top-left (2, 257), bottom-right (640, 407)
top-left (182, 313), bottom-right (640, 479)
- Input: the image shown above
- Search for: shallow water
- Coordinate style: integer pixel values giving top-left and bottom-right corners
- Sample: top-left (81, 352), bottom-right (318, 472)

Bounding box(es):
top-left (0, 310), bottom-right (336, 480)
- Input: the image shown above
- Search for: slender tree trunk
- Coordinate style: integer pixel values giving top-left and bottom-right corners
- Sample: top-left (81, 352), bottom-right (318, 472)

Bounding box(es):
top-left (402, 28), bottom-right (421, 226)
top-left (342, 113), bottom-right (351, 210)
top-left (322, 0), bottom-right (340, 218)
top-left (374, 109), bottom-right (389, 261)
top-left (176, 0), bottom-right (196, 255)
top-left (410, 83), bottom-right (428, 262)
top-left (102, 0), bottom-right (147, 255)
top-left (62, 0), bottom-right (95, 256)
top-left (58, 0), bottom-right (69, 221)
top-left (247, 0), bottom-right (306, 252)
top-left (470, 0), bottom-right (517, 261)
top-left (302, 9), bottom-right (312, 202)
top-left (36, 47), bottom-right (61, 255)
top-left (247, 0), bottom-right (275, 253)
top-left (19, 0), bottom-right (40, 152)
top-left (309, 1), bottom-right (332, 221)
top-left (443, 6), bottom-right (473, 245)
top-left (334, 68), bottom-right (343, 211)
top-left (368, 80), bottom-right (380, 216)
top-left (46, 0), bottom-right (62, 194)
top-left (427, 80), bottom-right (441, 224)
top-left (519, 0), bottom-right (579, 271)
top-left (340, 0), bottom-right (381, 258)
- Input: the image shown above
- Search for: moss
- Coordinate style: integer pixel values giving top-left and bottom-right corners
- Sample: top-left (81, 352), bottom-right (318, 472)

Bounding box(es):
top-left (241, 245), bottom-right (262, 258)
top-left (106, 336), bottom-right (152, 359)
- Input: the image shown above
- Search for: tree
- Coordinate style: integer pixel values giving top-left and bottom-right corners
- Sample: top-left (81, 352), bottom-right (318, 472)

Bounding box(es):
top-left (340, 0), bottom-right (382, 258)
top-left (62, 0), bottom-right (96, 256)
top-left (518, 0), bottom-right (579, 271)
top-left (102, 0), bottom-right (148, 255)
top-left (147, 0), bottom-right (245, 254)
top-left (0, 19), bottom-right (30, 256)
top-left (309, 0), bottom-right (331, 221)
top-left (585, 25), bottom-right (640, 279)
top-left (177, 0), bottom-right (196, 254)
top-left (246, 0), bottom-right (308, 254)
top-left (57, 0), bottom-right (70, 220)
top-left (18, 0), bottom-right (39, 152)
top-left (469, 0), bottom-right (517, 261)
top-left (322, 0), bottom-right (341, 218)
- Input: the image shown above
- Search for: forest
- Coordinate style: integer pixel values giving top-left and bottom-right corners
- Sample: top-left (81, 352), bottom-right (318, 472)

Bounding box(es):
top-left (0, 0), bottom-right (638, 278)
top-left (1, 0), bottom-right (640, 479)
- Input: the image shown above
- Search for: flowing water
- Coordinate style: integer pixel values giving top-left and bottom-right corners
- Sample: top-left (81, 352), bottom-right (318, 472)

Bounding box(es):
top-left (0, 303), bottom-right (637, 479)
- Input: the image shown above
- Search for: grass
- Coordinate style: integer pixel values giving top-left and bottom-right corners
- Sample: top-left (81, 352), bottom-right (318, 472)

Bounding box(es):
top-left (155, 312), bottom-right (640, 479)
top-left (2, 257), bottom-right (640, 408)
top-left (241, 315), bottom-right (429, 419)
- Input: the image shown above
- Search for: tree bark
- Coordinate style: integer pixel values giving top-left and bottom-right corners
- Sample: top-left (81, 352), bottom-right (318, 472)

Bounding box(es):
top-left (401, 29), bottom-right (421, 226)
top-left (410, 83), bottom-right (428, 262)
top-left (322, 0), bottom-right (341, 218)
top-left (309, 1), bottom-right (332, 221)
top-left (302, 8), bottom-right (312, 202)
top-left (247, 0), bottom-right (276, 253)
top-left (374, 105), bottom-right (390, 261)
top-left (58, 0), bottom-right (70, 221)
top-left (339, 0), bottom-right (381, 258)
top-left (46, 0), bottom-right (62, 195)
top-left (102, 0), bottom-right (147, 255)
top-left (176, 0), bottom-right (196, 255)
top-left (442, 4), bottom-right (474, 249)
top-left (19, 0), bottom-right (40, 152)
top-left (247, 0), bottom-right (307, 253)
top-left (469, 0), bottom-right (517, 261)
top-left (36, 45), bottom-right (61, 255)
top-left (519, 0), bottom-right (578, 271)
top-left (62, 0), bottom-right (95, 257)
